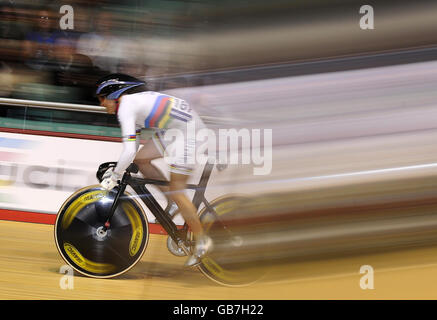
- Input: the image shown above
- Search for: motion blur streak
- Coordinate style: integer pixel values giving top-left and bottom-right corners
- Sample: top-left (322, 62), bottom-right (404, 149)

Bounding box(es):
top-left (178, 57), bottom-right (437, 279)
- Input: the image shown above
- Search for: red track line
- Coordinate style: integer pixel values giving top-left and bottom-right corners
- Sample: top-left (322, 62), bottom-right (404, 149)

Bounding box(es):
top-left (0, 127), bottom-right (121, 142)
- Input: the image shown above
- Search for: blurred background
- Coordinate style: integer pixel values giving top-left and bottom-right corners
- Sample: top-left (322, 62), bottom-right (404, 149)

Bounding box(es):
top-left (1, 0), bottom-right (437, 103)
top-left (1, 0), bottom-right (437, 283)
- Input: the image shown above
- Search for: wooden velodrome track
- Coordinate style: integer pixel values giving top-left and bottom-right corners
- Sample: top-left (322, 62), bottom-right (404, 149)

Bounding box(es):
top-left (3, 220), bottom-right (437, 299)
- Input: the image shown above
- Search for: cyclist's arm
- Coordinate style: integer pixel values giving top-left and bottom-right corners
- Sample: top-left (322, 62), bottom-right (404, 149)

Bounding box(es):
top-left (114, 110), bottom-right (138, 176)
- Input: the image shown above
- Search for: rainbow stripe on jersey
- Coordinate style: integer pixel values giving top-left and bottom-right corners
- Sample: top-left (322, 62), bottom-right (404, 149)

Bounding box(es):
top-left (144, 95), bottom-right (192, 129)
top-left (124, 130), bottom-right (140, 142)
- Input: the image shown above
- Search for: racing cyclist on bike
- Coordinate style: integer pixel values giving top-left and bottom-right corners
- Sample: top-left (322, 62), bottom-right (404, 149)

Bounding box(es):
top-left (96, 73), bottom-right (212, 267)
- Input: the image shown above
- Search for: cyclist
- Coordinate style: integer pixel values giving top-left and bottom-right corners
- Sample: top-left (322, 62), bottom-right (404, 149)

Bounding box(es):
top-left (96, 73), bottom-right (212, 267)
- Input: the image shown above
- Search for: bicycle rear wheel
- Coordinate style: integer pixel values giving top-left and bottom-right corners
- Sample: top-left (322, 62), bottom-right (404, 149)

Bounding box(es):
top-left (197, 195), bottom-right (267, 286)
top-left (54, 185), bottom-right (149, 278)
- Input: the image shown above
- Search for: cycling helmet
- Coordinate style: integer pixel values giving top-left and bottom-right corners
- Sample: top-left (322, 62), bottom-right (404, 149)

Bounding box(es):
top-left (96, 73), bottom-right (147, 100)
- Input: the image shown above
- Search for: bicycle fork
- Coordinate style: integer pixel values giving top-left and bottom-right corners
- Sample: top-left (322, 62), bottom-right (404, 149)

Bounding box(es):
top-left (101, 173), bottom-right (129, 232)
top-left (101, 169), bottom-right (193, 255)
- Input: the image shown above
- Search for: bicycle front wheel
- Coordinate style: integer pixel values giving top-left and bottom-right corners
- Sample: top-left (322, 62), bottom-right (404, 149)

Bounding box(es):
top-left (54, 185), bottom-right (149, 278)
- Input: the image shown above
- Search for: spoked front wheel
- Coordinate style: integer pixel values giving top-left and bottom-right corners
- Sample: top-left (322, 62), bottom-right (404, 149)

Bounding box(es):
top-left (197, 195), bottom-right (268, 286)
top-left (54, 185), bottom-right (149, 278)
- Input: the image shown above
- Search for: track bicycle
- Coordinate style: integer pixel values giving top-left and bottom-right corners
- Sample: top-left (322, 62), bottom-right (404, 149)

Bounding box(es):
top-left (54, 161), bottom-right (262, 286)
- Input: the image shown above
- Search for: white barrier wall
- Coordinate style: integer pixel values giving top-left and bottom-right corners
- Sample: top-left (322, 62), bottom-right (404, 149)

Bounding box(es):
top-left (0, 131), bottom-right (180, 224)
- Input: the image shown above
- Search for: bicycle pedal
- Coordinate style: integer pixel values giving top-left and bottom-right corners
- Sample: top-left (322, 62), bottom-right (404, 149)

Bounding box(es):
top-left (184, 255), bottom-right (202, 268)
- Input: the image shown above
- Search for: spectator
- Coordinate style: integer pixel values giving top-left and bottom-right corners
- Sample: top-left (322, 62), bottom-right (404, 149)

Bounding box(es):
top-left (76, 10), bottom-right (122, 73)
top-left (0, 3), bottom-right (37, 98)
top-left (50, 36), bottom-right (105, 104)
top-left (23, 7), bottom-right (58, 71)
top-left (0, 3), bottom-right (26, 42)
top-left (0, 3), bottom-right (27, 67)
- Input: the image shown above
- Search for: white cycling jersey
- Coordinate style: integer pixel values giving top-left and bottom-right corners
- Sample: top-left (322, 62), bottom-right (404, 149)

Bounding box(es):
top-left (114, 91), bottom-right (205, 176)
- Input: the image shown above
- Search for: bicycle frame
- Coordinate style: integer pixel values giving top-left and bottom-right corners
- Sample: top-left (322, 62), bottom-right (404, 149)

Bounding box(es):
top-left (106, 162), bottom-right (218, 249)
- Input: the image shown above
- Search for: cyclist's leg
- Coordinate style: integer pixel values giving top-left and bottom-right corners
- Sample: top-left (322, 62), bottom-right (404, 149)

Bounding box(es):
top-left (169, 171), bottom-right (212, 266)
top-left (163, 114), bottom-right (212, 265)
top-left (134, 137), bottom-right (179, 213)
top-left (169, 172), bottom-right (203, 237)
top-left (134, 138), bottom-right (169, 193)
top-left (167, 134), bottom-right (213, 266)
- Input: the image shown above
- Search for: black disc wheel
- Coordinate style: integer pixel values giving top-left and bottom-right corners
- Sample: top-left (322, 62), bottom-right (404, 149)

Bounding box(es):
top-left (54, 185), bottom-right (149, 278)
